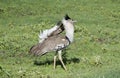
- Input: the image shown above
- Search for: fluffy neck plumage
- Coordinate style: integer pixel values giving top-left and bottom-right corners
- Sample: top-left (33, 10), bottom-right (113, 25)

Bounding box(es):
top-left (62, 19), bottom-right (74, 42)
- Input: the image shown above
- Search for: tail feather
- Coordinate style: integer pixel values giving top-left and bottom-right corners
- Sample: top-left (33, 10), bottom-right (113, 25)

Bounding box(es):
top-left (29, 43), bottom-right (47, 56)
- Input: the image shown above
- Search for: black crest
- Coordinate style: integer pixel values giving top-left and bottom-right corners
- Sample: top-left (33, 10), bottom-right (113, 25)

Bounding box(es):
top-left (65, 14), bottom-right (71, 20)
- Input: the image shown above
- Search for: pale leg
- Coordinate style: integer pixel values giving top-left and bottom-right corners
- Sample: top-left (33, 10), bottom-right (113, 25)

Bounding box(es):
top-left (54, 55), bottom-right (57, 69)
top-left (58, 50), bottom-right (67, 70)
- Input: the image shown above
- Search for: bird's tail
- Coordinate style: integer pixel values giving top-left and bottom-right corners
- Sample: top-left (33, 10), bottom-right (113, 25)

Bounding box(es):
top-left (29, 43), bottom-right (46, 56)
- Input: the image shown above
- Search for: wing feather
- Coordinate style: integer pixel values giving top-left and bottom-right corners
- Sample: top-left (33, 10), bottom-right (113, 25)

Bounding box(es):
top-left (39, 21), bottom-right (64, 43)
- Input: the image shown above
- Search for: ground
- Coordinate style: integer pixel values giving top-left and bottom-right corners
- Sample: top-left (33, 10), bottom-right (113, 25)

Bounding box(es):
top-left (0, 0), bottom-right (120, 78)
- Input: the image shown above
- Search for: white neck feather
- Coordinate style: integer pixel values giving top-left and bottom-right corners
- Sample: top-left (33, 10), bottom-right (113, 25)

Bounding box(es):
top-left (62, 19), bottom-right (74, 42)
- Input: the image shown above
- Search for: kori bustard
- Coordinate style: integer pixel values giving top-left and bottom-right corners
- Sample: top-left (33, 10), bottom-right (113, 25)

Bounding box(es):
top-left (30, 15), bottom-right (76, 70)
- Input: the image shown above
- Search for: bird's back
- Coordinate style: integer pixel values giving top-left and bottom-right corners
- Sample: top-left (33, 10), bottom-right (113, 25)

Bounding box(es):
top-left (30, 35), bottom-right (69, 56)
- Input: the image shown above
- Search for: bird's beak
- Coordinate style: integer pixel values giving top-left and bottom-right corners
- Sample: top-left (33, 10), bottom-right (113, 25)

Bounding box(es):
top-left (72, 20), bottom-right (77, 23)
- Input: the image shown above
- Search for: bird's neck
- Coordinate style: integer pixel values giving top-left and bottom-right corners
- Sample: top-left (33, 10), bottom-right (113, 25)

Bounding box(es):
top-left (64, 22), bottom-right (74, 43)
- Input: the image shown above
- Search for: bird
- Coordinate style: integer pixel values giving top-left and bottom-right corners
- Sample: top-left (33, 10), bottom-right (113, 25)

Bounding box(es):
top-left (29, 14), bottom-right (76, 70)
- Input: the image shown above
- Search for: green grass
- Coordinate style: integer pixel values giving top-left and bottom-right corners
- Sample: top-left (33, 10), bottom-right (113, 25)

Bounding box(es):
top-left (0, 0), bottom-right (120, 78)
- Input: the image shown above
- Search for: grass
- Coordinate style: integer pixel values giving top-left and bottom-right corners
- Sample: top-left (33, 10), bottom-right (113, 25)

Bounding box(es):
top-left (0, 0), bottom-right (120, 78)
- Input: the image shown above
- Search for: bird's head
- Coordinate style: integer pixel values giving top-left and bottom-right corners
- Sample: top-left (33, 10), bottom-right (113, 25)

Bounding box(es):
top-left (62, 14), bottom-right (76, 27)
top-left (64, 14), bottom-right (77, 24)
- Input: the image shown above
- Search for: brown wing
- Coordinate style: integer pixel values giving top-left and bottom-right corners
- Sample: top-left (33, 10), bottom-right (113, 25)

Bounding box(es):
top-left (29, 35), bottom-right (69, 56)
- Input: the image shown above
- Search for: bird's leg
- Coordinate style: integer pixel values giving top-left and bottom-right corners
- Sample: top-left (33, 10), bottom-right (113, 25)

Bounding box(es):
top-left (58, 50), bottom-right (67, 70)
top-left (54, 52), bottom-right (58, 69)
top-left (54, 55), bottom-right (57, 69)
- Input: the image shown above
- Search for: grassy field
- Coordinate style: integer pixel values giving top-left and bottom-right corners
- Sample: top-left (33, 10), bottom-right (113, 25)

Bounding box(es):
top-left (0, 0), bottom-right (120, 78)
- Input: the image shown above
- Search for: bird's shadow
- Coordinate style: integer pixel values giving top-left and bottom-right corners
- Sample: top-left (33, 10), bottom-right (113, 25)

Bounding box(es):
top-left (33, 50), bottom-right (80, 68)
top-left (34, 57), bottom-right (80, 66)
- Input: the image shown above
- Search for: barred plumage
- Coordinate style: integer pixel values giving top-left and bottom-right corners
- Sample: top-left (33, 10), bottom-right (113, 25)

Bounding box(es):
top-left (29, 14), bottom-right (76, 70)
